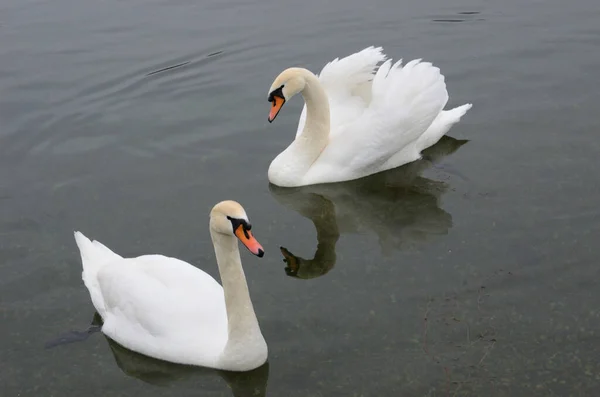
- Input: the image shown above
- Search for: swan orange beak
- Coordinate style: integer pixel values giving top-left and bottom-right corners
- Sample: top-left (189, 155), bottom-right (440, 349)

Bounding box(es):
top-left (268, 95), bottom-right (285, 123)
top-left (234, 225), bottom-right (264, 257)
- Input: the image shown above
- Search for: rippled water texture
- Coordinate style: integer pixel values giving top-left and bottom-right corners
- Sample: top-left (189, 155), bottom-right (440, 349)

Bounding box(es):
top-left (1, 0), bottom-right (600, 395)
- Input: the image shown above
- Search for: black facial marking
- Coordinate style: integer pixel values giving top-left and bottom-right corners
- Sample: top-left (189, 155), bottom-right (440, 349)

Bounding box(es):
top-left (227, 216), bottom-right (252, 238)
top-left (268, 85), bottom-right (285, 103)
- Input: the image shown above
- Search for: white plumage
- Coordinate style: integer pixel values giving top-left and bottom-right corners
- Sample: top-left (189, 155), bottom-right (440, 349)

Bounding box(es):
top-left (74, 200), bottom-right (268, 371)
top-left (267, 46), bottom-right (472, 187)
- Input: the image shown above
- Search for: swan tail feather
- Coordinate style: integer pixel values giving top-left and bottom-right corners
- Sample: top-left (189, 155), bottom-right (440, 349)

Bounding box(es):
top-left (74, 231), bottom-right (122, 315)
top-left (416, 103), bottom-right (473, 151)
top-left (74, 231), bottom-right (122, 269)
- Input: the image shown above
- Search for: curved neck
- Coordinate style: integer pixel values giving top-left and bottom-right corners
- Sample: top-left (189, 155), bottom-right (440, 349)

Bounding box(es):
top-left (297, 69), bottom-right (330, 146)
top-left (210, 230), bottom-right (262, 345)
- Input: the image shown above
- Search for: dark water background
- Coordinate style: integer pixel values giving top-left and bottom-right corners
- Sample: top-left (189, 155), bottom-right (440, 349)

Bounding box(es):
top-left (1, 0), bottom-right (600, 395)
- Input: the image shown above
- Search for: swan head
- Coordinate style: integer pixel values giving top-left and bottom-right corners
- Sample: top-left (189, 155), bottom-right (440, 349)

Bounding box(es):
top-left (267, 68), bottom-right (307, 123)
top-left (210, 200), bottom-right (264, 257)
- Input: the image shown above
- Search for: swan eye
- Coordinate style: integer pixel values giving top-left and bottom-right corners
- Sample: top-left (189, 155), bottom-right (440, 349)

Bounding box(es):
top-left (268, 85), bottom-right (285, 103)
top-left (227, 216), bottom-right (251, 234)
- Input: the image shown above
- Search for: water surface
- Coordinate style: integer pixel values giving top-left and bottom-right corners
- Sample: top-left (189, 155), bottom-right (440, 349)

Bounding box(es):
top-left (1, 0), bottom-right (600, 395)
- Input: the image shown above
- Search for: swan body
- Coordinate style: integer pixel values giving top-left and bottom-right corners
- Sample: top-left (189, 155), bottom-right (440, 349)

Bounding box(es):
top-left (266, 46), bottom-right (472, 187)
top-left (74, 200), bottom-right (268, 371)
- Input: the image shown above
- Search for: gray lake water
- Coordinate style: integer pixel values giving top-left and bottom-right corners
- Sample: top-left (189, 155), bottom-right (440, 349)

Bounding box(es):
top-left (2, 0), bottom-right (600, 396)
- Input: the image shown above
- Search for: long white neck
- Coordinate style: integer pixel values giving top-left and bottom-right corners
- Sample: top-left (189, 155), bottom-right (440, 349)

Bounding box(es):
top-left (296, 68), bottom-right (330, 150)
top-left (268, 69), bottom-right (332, 187)
top-left (210, 231), bottom-right (263, 348)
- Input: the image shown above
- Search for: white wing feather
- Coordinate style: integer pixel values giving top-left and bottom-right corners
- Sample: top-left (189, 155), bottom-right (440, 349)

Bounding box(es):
top-left (295, 46), bottom-right (386, 138)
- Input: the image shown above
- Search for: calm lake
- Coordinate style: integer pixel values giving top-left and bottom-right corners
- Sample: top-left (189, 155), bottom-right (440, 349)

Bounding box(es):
top-left (1, 0), bottom-right (600, 396)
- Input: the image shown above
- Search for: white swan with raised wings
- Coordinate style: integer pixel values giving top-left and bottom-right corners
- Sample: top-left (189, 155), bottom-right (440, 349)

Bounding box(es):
top-left (266, 46), bottom-right (472, 187)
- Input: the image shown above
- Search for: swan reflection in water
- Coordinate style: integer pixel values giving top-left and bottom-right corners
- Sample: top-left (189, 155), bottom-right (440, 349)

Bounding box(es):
top-left (107, 339), bottom-right (269, 396)
top-left (269, 136), bottom-right (468, 280)
top-left (48, 313), bottom-right (270, 397)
